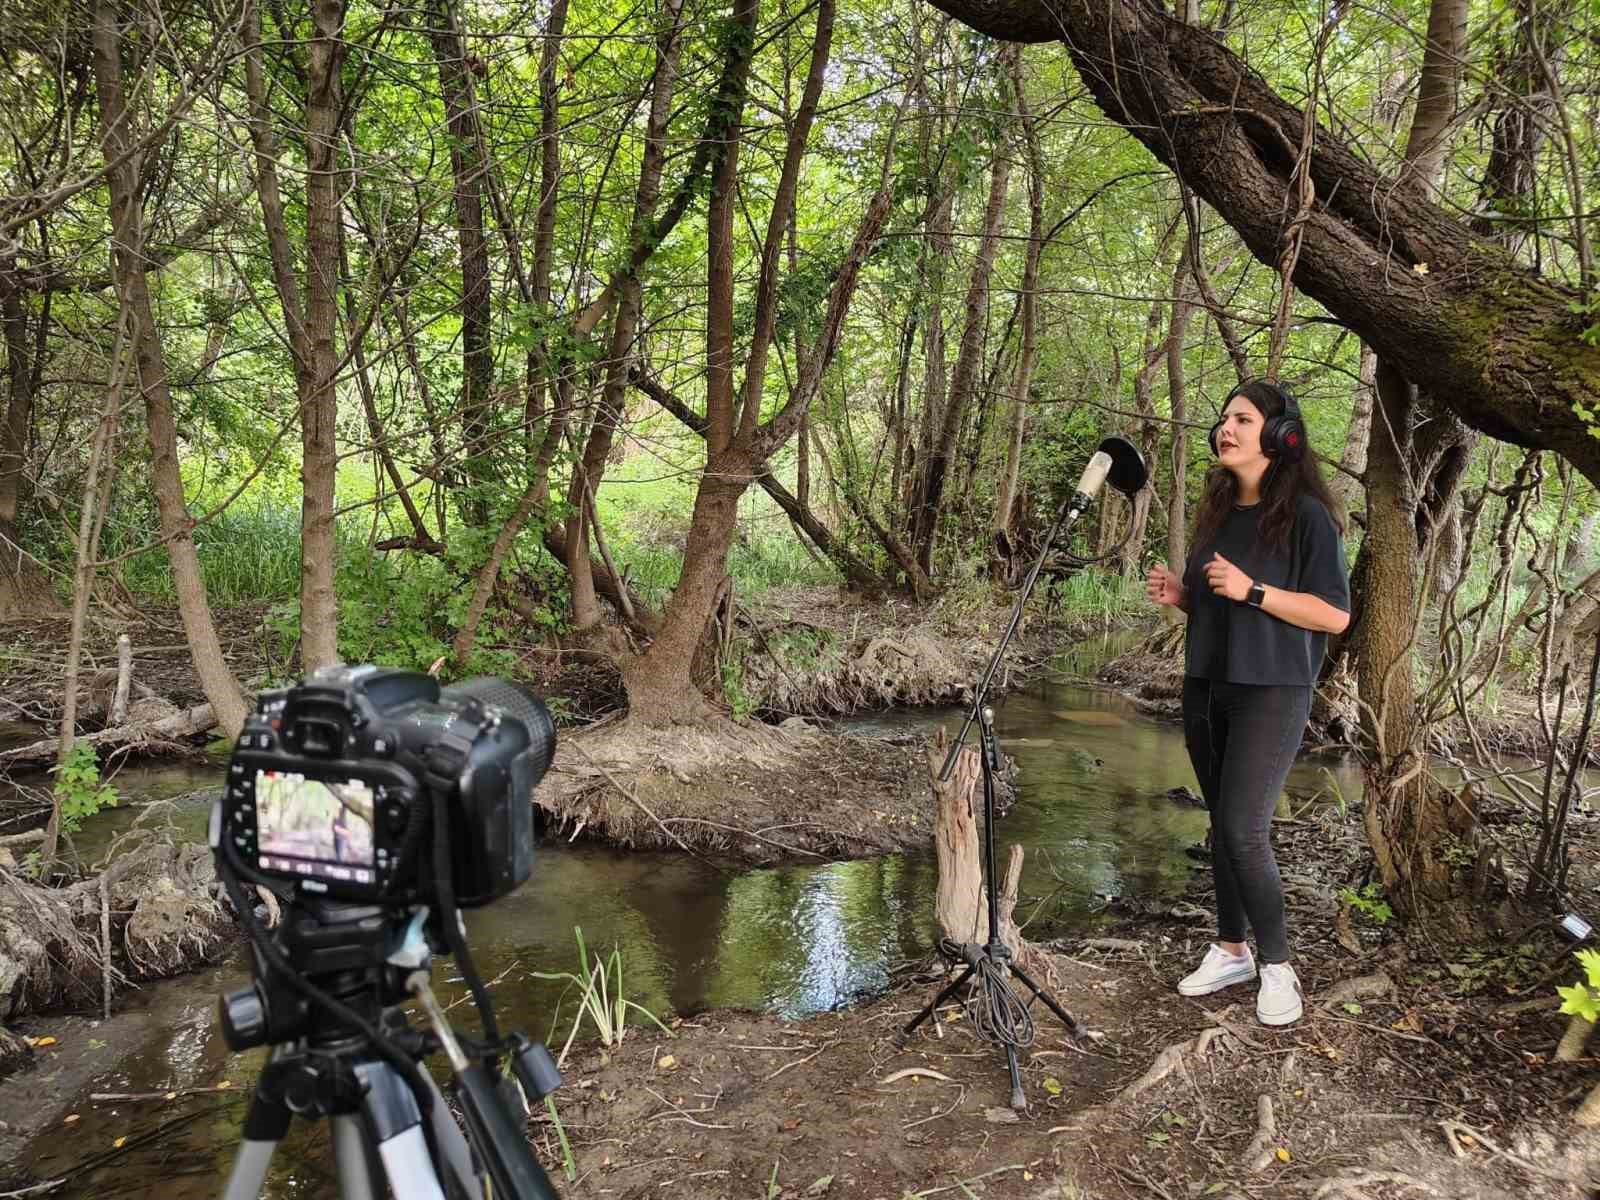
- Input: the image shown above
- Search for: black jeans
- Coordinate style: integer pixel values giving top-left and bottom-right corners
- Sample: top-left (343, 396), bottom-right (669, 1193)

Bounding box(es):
top-left (1181, 677), bottom-right (1311, 964)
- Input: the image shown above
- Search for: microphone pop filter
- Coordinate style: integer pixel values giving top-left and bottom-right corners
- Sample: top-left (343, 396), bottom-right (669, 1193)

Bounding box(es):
top-left (1097, 435), bottom-right (1148, 497)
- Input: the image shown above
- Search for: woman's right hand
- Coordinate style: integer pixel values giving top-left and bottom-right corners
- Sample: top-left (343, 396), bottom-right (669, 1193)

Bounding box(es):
top-left (1146, 563), bottom-right (1184, 608)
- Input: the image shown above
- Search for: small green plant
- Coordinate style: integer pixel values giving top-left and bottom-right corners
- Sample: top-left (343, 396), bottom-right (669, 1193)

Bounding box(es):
top-left (1337, 882), bottom-right (1393, 926)
top-left (721, 646), bottom-right (755, 721)
top-left (1557, 949), bottom-right (1600, 1024)
top-left (530, 927), bottom-right (673, 1067)
top-left (51, 741), bottom-right (118, 835)
top-left (544, 1096), bottom-right (577, 1182)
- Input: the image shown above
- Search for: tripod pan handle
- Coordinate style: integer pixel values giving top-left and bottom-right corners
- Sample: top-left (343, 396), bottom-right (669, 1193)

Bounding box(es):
top-left (457, 1064), bottom-right (562, 1200)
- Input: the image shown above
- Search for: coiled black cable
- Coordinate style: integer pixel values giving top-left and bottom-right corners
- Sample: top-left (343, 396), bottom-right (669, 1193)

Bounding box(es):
top-left (936, 937), bottom-right (1035, 1050)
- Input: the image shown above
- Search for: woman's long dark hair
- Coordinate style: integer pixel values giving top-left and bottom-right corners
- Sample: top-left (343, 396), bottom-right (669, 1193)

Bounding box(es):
top-left (1189, 380), bottom-right (1345, 562)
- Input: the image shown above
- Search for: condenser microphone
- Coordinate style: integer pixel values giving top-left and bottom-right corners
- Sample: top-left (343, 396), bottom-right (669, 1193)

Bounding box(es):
top-left (1065, 437), bottom-right (1146, 519)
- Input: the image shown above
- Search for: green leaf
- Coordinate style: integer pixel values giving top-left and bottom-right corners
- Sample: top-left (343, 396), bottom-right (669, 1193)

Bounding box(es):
top-left (1341, 1002), bottom-right (1363, 1015)
top-left (1042, 1076), bottom-right (1063, 1096)
top-left (1558, 982), bottom-right (1600, 1020)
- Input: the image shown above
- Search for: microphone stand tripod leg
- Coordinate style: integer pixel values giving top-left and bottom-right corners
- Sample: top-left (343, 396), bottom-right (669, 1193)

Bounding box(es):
top-left (1010, 963), bottom-right (1087, 1040)
top-left (897, 963), bottom-right (976, 1048)
top-left (1004, 1038), bottom-right (1025, 1113)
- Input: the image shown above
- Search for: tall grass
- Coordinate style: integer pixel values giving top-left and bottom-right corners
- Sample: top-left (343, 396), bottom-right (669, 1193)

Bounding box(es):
top-left (1050, 569), bottom-right (1147, 627)
top-left (606, 527), bottom-right (839, 610)
top-left (117, 507), bottom-right (369, 607)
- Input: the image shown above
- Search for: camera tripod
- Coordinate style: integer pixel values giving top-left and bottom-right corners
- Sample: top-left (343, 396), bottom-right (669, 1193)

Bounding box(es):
top-left (899, 439), bottom-right (1146, 1109)
top-left (217, 900), bottom-right (561, 1200)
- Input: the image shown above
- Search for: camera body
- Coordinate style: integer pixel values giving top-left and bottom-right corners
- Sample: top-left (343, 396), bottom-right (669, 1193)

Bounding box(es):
top-left (214, 664), bottom-right (555, 908)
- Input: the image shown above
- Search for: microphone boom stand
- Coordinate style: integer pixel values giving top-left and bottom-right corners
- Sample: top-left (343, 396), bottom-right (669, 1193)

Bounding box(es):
top-left (897, 486), bottom-right (1098, 1110)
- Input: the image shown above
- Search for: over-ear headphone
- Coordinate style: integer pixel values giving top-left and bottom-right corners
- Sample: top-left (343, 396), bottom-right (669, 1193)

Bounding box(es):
top-left (1208, 381), bottom-right (1307, 462)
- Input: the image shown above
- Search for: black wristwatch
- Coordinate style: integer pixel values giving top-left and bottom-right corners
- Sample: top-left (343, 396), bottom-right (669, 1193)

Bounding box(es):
top-left (1245, 581), bottom-right (1267, 608)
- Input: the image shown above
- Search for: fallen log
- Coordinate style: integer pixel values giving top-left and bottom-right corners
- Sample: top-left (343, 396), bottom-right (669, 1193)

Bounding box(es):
top-left (0, 704), bottom-right (216, 768)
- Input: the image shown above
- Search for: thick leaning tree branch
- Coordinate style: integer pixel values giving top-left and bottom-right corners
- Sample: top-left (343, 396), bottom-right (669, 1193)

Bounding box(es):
top-left (918, 0), bottom-right (1600, 484)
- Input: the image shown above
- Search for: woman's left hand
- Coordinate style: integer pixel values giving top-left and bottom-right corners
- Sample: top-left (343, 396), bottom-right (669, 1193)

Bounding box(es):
top-left (1204, 553), bottom-right (1253, 602)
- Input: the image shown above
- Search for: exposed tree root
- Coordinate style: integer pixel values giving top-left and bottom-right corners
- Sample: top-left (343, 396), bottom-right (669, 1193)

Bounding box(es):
top-left (1242, 1093), bottom-right (1278, 1172)
top-left (1114, 1037), bottom-right (1194, 1105)
top-left (0, 827), bottom-right (230, 1020)
top-left (1320, 970), bottom-right (1395, 1011)
top-left (538, 716), bottom-right (930, 862)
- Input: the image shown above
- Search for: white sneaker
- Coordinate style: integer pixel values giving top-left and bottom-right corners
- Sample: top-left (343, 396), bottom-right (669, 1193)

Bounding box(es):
top-left (1256, 962), bottom-right (1303, 1026)
top-left (1177, 944), bottom-right (1257, 996)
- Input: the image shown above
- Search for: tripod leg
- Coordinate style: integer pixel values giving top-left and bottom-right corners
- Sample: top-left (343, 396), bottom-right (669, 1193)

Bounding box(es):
top-left (221, 1089), bottom-right (292, 1200)
top-left (1009, 963), bottom-right (1086, 1039)
top-left (354, 1062), bottom-right (447, 1200)
top-left (332, 1115), bottom-right (381, 1200)
top-left (421, 1070), bottom-right (479, 1197)
top-left (898, 964), bottom-right (976, 1045)
top-left (1004, 1040), bottom-right (1026, 1112)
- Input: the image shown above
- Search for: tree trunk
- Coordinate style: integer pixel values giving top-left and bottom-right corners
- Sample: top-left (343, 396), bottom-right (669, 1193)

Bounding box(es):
top-left (91, 0), bottom-right (249, 738)
top-left (913, 0), bottom-right (1600, 487)
top-left (1358, 362), bottom-right (1457, 901)
top-left (1121, 219), bottom-right (1179, 577)
top-left (623, 0), bottom-right (854, 722)
top-left (427, 0), bottom-right (496, 521)
top-left (1349, 0), bottom-right (1469, 911)
top-left (911, 93), bottom-right (1012, 575)
top-left (0, 284), bottom-right (48, 619)
top-left (296, 0), bottom-right (346, 671)
top-left (995, 50), bottom-right (1042, 546)
top-left (620, 0), bottom-right (761, 723)
top-left (567, 0), bottom-right (686, 632)
top-left (620, 468), bottom-right (748, 723)
top-left (1331, 345), bottom-right (1375, 516)
top-left (1166, 231), bottom-right (1195, 572)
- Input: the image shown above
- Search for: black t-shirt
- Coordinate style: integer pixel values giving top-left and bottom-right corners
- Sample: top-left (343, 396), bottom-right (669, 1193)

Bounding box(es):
top-left (1183, 494), bottom-right (1350, 686)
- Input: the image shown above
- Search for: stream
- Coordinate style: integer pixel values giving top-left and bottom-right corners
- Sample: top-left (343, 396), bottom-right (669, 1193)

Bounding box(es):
top-left (6, 641), bottom-right (1364, 1196)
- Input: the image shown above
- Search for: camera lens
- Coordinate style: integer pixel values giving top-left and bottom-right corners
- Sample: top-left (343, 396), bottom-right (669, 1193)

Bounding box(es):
top-left (441, 678), bottom-right (557, 785)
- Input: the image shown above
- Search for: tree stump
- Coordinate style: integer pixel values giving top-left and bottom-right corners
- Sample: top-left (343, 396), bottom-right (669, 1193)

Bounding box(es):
top-left (928, 727), bottom-right (1052, 980)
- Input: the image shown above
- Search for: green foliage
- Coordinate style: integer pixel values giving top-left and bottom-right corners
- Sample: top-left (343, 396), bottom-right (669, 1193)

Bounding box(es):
top-left (1337, 882), bottom-right (1392, 925)
top-left (51, 742), bottom-right (117, 836)
top-left (261, 533), bottom-right (556, 680)
top-left (120, 506), bottom-right (311, 606)
top-left (529, 926), bottom-right (674, 1066)
top-left (720, 646), bottom-right (754, 721)
top-left (1439, 942), bottom-right (1544, 996)
top-left (1048, 571), bottom-right (1147, 627)
top-left (1557, 949), bottom-right (1600, 1022)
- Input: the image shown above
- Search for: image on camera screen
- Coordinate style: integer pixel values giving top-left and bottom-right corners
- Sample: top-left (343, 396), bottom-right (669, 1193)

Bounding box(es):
top-left (255, 770), bottom-right (376, 884)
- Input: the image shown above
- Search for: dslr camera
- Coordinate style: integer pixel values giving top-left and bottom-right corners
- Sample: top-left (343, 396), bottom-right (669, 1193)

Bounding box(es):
top-left (214, 663), bottom-right (556, 907)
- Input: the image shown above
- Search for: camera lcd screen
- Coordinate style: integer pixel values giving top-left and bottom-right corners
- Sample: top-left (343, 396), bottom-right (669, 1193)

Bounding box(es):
top-left (255, 770), bottom-right (377, 885)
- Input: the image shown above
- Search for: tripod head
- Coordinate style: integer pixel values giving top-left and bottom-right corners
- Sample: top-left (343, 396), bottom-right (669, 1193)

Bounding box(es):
top-left (220, 899), bottom-right (423, 1056)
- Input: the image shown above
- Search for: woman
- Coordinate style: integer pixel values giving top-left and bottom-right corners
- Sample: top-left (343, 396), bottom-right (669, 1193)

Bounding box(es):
top-left (1146, 380), bottom-right (1350, 1026)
